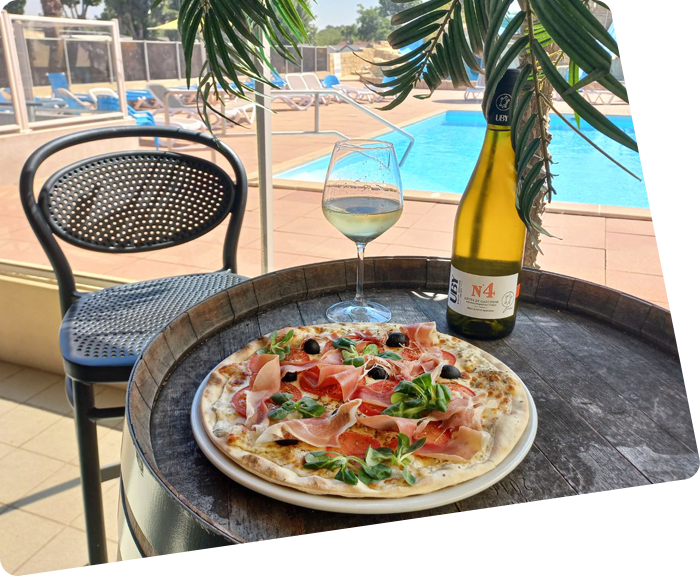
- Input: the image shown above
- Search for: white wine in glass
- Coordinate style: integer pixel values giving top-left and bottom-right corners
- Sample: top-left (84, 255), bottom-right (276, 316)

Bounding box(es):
top-left (322, 140), bottom-right (404, 323)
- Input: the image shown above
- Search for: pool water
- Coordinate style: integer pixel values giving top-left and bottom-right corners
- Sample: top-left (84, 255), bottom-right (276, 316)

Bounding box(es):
top-left (277, 110), bottom-right (648, 209)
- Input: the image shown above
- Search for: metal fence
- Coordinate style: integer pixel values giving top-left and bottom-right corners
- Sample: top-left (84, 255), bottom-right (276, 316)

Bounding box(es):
top-left (271, 45), bottom-right (329, 75)
top-left (0, 11), bottom-right (332, 134)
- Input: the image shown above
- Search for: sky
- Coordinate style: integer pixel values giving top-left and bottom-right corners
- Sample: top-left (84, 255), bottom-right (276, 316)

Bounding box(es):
top-left (17, 0), bottom-right (379, 29)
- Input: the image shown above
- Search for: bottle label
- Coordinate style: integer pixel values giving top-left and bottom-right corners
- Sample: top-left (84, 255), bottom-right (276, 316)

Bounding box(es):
top-left (448, 266), bottom-right (519, 320)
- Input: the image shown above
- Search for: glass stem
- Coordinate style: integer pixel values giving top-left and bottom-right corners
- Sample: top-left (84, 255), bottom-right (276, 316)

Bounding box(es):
top-left (354, 242), bottom-right (366, 305)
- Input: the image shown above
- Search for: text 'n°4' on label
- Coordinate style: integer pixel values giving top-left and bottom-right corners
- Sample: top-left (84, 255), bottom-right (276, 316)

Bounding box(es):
top-left (448, 266), bottom-right (520, 320)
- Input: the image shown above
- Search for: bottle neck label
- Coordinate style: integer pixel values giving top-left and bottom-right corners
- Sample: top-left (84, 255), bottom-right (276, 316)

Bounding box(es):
top-left (487, 69), bottom-right (520, 127)
top-left (448, 266), bottom-right (520, 320)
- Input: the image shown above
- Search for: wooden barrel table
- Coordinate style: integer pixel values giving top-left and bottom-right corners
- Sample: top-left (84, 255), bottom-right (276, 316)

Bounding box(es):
top-left (117, 257), bottom-right (697, 558)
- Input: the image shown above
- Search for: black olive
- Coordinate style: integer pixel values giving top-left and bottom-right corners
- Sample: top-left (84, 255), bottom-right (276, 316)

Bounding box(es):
top-left (303, 339), bottom-right (321, 354)
top-left (368, 366), bottom-right (388, 380)
top-left (440, 364), bottom-right (461, 380)
top-left (281, 371), bottom-right (297, 382)
top-left (275, 439), bottom-right (299, 446)
top-left (386, 332), bottom-right (407, 347)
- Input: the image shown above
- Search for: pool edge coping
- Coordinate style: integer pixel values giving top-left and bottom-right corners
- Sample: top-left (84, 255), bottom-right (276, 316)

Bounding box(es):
top-left (252, 181), bottom-right (652, 221)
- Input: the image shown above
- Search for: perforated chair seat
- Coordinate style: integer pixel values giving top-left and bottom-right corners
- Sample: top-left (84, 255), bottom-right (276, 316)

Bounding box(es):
top-left (60, 271), bottom-right (246, 382)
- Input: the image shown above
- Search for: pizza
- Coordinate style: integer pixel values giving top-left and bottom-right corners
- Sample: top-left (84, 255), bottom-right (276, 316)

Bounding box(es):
top-left (200, 322), bottom-right (529, 498)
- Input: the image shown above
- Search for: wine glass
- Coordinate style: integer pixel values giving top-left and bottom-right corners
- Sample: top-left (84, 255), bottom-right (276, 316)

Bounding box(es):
top-left (322, 139), bottom-right (404, 322)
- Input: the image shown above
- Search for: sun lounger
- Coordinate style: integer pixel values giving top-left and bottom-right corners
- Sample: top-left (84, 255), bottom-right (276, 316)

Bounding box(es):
top-left (464, 74), bottom-right (486, 101)
top-left (285, 73), bottom-right (331, 106)
top-left (301, 73), bottom-right (341, 102)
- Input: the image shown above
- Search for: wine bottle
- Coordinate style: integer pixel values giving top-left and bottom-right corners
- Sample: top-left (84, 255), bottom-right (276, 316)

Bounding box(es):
top-left (447, 69), bottom-right (526, 339)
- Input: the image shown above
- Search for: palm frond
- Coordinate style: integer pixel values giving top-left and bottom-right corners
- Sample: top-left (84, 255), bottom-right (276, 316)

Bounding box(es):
top-left (178, 0), bottom-right (312, 127)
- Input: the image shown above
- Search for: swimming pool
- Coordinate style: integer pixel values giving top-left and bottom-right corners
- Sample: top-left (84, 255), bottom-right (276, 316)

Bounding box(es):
top-left (277, 110), bottom-right (648, 209)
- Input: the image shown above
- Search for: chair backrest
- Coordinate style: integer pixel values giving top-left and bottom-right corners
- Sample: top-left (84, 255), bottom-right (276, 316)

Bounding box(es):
top-left (146, 83), bottom-right (185, 109)
top-left (301, 73), bottom-right (323, 90)
top-left (47, 73), bottom-right (70, 96)
top-left (322, 75), bottom-right (340, 88)
top-left (285, 73), bottom-right (309, 91)
top-left (270, 70), bottom-right (286, 87)
top-left (20, 126), bottom-right (248, 315)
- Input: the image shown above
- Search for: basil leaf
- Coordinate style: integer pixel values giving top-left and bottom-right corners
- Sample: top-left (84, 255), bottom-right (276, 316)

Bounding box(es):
top-left (297, 397), bottom-right (326, 418)
top-left (335, 466), bottom-right (358, 485)
top-left (413, 373), bottom-right (433, 391)
top-left (280, 329), bottom-right (294, 344)
top-left (268, 407), bottom-right (289, 420)
top-left (402, 466), bottom-right (417, 485)
top-left (270, 392), bottom-right (293, 405)
top-left (343, 357), bottom-right (365, 367)
top-left (357, 468), bottom-right (374, 485)
top-left (365, 446), bottom-right (393, 467)
top-left (281, 400), bottom-right (297, 411)
top-left (304, 451), bottom-right (331, 469)
top-left (363, 344), bottom-right (379, 357)
top-left (408, 437), bottom-right (427, 454)
top-left (397, 433), bottom-right (411, 455)
top-left (379, 351), bottom-right (402, 360)
top-left (363, 463), bottom-right (392, 480)
top-left (383, 398), bottom-right (429, 419)
top-left (341, 348), bottom-right (359, 360)
top-left (333, 337), bottom-right (356, 351)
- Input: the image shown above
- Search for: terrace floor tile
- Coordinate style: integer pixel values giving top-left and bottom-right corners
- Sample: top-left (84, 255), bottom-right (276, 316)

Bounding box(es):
top-left (0, 449), bottom-right (64, 505)
top-left (0, 369), bottom-right (63, 404)
top-left (0, 405), bottom-right (63, 448)
top-left (606, 270), bottom-right (669, 304)
top-left (0, 506), bottom-right (63, 574)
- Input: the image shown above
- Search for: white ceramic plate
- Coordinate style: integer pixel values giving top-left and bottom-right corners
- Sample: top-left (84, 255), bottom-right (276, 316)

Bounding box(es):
top-left (190, 355), bottom-right (538, 515)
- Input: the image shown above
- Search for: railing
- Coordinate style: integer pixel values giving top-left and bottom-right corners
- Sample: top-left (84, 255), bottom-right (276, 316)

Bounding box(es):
top-left (161, 87), bottom-right (415, 166)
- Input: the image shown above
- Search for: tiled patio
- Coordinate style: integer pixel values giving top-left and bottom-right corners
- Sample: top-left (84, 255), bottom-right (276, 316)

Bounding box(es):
top-left (0, 362), bottom-right (122, 574)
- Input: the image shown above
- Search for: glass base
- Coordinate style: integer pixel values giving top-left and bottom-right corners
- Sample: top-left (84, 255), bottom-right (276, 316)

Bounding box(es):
top-left (326, 300), bottom-right (392, 323)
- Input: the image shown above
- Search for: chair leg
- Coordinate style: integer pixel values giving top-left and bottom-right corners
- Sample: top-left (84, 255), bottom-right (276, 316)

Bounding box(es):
top-left (71, 378), bottom-right (108, 565)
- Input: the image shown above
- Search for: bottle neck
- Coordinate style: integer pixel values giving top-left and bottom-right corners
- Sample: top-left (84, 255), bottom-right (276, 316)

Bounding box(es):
top-left (486, 123), bottom-right (511, 133)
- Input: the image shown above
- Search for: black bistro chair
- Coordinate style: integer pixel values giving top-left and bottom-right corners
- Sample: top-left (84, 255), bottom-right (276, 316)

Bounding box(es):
top-left (19, 126), bottom-right (248, 564)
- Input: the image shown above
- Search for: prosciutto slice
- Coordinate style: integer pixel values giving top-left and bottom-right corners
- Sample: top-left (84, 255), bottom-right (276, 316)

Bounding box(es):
top-left (353, 381), bottom-right (394, 406)
top-left (403, 322), bottom-right (437, 349)
top-left (318, 365), bottom-right (363, 400)
top-left (358, 414), bottom-right (428, 437)
top-left (249, 353), bottom-right (279, 375)
top-left (417, 426), bottom-right (490, 462)
top-left (256, 399), bottom-right (362, 447)
top-left (433, 397), bottom-right (483, 432)
top-left (245, 356), bottom-right (281, 428)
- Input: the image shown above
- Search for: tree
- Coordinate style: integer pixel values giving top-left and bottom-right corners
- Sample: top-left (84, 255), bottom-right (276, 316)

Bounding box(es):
top-left (316, 25), bottom-right (358, 46)
top-left (61, 0), bottom-right (101, 19)
top-left (40, 0), bottom-right (63, 17)
top-left (377, 0), bottom-right (420, 17)
top-left (5, 0), bottom-right (26, 14)
top-left (101, 0), bottom-right (179, 40)
top-left (356, 5), bottom-right (392, 41)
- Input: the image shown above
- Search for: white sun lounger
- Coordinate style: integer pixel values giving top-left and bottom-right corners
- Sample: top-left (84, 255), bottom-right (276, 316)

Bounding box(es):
top-left (464, 74), bottom-right (486, 101)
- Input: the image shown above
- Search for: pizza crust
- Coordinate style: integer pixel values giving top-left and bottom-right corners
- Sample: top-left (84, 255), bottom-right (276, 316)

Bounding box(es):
top-left (200, 323), bottom-right (530, 498)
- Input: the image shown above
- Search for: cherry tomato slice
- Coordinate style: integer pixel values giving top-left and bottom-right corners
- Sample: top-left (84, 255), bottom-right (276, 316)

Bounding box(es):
top-left (323, 384), bottom-right (344, 400)
top-left (336, 431), bottom-right (381, 458)
top-left (282, 350), bottom-right (311, 365)
top-left (414, 422), bottom-right (452, 445)
top-left (446, 382), bottom-right (475, 397)
top-left (358, 402), bottom-right (385, 416)
top-left (277, 382), bottom-right (302, 402)
top-left (401, 348), bottom-right (421, 361)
